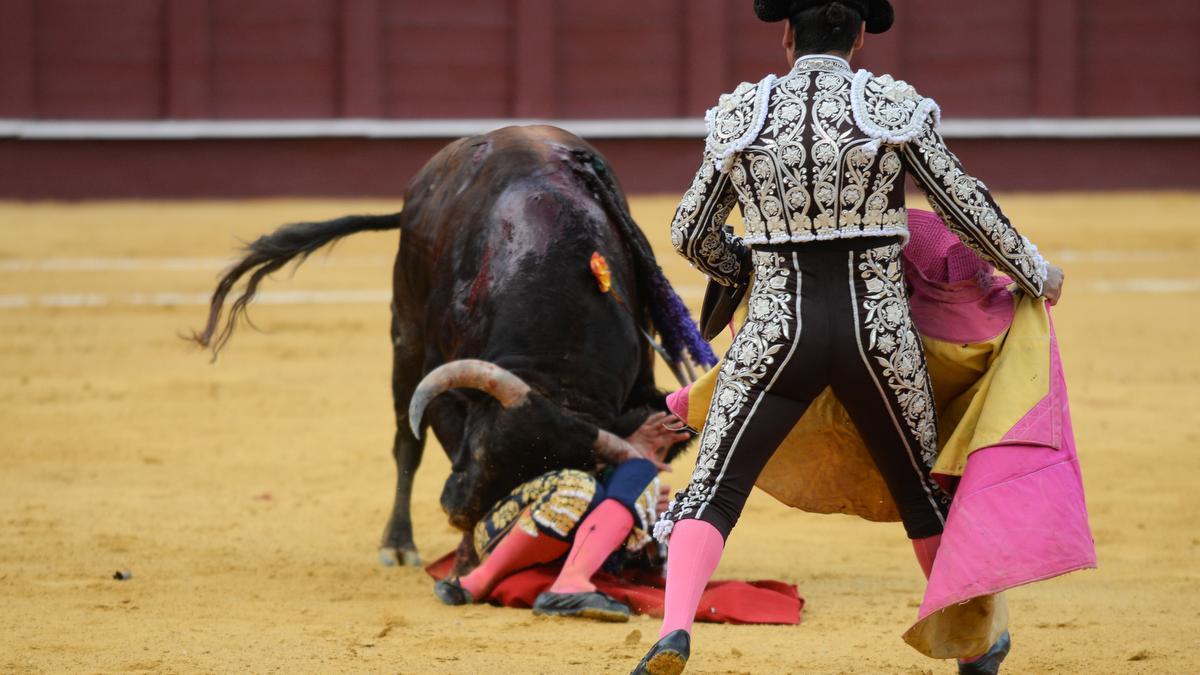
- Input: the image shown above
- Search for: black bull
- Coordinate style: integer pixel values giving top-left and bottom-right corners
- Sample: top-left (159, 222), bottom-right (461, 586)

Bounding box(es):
top-left (193, 125), bottom-right (698, 570)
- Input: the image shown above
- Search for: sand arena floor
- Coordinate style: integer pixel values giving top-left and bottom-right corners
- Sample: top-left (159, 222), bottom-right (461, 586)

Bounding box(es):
top-left (1, 194), bottom-right (1198, 673)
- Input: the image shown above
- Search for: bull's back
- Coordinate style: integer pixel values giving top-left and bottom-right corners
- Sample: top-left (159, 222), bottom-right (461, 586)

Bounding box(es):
top-left (398, 130), bottom-right (645, 412)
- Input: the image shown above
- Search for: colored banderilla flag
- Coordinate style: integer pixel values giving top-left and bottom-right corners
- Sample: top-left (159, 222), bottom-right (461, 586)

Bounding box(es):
top-left (590, 252), bottom-right (612, 293)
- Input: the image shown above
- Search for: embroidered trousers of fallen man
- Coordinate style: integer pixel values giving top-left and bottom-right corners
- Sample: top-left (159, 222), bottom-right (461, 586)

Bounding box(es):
top-left (664, 237), bottom-right (952, 540)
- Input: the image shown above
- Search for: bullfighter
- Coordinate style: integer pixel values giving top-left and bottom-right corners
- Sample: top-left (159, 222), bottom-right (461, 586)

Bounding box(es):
top-left (632, 1), bottom-right (1072, 673)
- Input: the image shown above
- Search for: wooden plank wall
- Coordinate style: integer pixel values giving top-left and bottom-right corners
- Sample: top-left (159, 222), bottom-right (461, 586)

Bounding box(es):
top-left (2, 0), bottom-right (1198, 121)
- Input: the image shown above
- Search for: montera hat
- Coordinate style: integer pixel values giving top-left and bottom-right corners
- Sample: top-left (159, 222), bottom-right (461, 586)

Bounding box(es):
top-left (753, 0), bottom-right (894, 34)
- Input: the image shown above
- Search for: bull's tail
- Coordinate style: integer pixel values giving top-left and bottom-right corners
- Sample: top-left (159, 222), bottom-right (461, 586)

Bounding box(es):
top-left (191, 212), bottom-right (402, 359)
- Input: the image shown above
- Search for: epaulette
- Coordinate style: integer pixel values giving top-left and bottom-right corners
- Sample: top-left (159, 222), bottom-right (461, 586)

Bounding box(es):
top-left (850, 70), bottom-right (941, 146)
top-left (704, 75), bottom-right (776, 173)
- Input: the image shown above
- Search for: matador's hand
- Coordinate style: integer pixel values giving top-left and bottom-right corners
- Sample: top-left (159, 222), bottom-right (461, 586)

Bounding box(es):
top-left (626, 411), bottom-right (690, 468)
top-left (1044, 264), bottom-right (1065, 305)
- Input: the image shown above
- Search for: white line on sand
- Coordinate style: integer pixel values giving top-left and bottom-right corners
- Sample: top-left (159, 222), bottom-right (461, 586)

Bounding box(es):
top-left (1051, 250), bottom-right (1192, 263)
top-left (0, 250), bottom-right (1189, 273)
top-left (1083, 279), bottom-right (1200, 294)
top-left (0, 279), bottom-right (1196, 311)
top-left (0, 290), bottom-right (392, 309)
top-left (0, 255), bottom-right (393, 273)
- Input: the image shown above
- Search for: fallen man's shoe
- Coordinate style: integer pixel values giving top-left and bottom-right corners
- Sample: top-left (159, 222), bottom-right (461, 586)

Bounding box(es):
top-left (532, 590), bottom-right (631, 622)
top-left (958, 631), bottom-right (1011, 675)
top-left (433, 578), bottom-right (474, 606)
top-left (631, 629), bottom-right (690, 675)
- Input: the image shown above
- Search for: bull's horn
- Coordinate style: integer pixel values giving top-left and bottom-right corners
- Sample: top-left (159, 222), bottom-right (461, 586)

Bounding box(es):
top-left (408, 359), bottom-right (532, 438)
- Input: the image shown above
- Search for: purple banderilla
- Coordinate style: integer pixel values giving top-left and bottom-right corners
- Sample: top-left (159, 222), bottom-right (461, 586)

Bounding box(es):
top-left (648, 268), bottom-right (718, 370)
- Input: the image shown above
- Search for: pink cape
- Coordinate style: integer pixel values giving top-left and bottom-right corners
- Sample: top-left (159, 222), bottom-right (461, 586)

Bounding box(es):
top-left (905, 210), bottom-right (1095, 637)
top-left (908, 313), bottom-right (1096, 653)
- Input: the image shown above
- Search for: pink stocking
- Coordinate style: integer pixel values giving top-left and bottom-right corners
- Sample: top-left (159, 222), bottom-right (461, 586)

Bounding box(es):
top-left (912, 534), bottom-right (985, 663)
top-left (911, 534), bottom-right (942, 579)
top-left (658, 519), bottom-right (725, 638)
top-left (549, 499), bottom-right (634, 594)
top-left (458, 516), bottom-right (570, 600)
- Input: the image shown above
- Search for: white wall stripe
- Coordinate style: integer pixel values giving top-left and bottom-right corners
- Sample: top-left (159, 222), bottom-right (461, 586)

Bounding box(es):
top-left (2, 117), bottom-right (1199, 140)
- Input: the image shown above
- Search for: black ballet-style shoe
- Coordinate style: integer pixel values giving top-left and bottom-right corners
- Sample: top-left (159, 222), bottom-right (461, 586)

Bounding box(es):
top-left (630, 629), bottom-right (690, 675)
top-left (433, 578), bottom-right (474, 606)
top-left (958, 630), bottom-right (1012, 675)
top-left (532, 590), bottom-right (631, 622)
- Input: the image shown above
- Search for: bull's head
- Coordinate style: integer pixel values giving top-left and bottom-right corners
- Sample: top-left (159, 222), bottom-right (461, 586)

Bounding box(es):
top-left (408, 359), bottom-right (600, 529)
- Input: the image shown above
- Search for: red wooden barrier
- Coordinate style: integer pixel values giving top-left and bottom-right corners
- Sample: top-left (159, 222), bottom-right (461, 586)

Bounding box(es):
top-left (2, 0), bottom-right (1198, 196)
top-left (2, 0), bottom-right (1197, 120)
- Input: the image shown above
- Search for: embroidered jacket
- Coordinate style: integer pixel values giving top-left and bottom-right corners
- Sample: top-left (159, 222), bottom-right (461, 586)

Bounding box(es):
top-left (670, 55), bottom-right (1048, 297)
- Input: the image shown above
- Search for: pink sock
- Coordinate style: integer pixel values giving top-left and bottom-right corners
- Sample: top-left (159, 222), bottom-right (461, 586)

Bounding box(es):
top-left (658, 519), bottom-right (725, 638)
top-left (911, 535), bottom-right (985, 662)
top-left (458, 517), bottom-right (570, 600)
top-left (911, 534), bottom-right (942, 579)
top-left (549, 499), bottom-right (634, 594)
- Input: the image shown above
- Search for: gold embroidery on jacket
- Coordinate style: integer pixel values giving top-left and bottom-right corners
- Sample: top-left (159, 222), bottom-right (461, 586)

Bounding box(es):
top-left (473, 470), bottom-right (598, 555)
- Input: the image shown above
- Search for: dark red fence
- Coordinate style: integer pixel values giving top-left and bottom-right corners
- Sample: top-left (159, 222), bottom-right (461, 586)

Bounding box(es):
top-left (2, 0), bottom-right (1199, 197)
top-left (3, 0), bottom-right (1198, 121)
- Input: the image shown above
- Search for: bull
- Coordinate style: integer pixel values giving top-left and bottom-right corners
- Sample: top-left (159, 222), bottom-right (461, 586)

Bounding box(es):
top-left (193, 126), bottom-right (711, 571)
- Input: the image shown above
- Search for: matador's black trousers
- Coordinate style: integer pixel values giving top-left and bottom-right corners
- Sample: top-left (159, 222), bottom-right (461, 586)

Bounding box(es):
top-left (663, 236), bottom-right (951, 540)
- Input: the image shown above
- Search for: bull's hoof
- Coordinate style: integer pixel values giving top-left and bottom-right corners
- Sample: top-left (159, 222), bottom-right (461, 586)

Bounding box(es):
top-left (379, 547), bottom-right (422, 567)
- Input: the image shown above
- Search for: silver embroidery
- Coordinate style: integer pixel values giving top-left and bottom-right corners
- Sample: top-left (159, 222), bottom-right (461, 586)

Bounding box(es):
top-left (724, 58), bottom-right (914, 248)
top-left (903, 125), bottom-right (1046, 296)
top-left (672, 56), bottom-right (1046, 304)
top-left (670, 154), bottom-right (746, 286)
top-left (705, 77), bottom-right (776, 173)
top-left (660, 251), bottom-right (795, 534)
top-left (857, 244), bottom-right (939, 465)
top-left (850, 71), bottom-right (941, 145)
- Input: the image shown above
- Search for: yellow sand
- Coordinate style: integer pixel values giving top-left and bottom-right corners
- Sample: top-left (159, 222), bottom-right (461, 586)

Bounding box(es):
top-left (1, 194), bottom-right (1198, 673)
